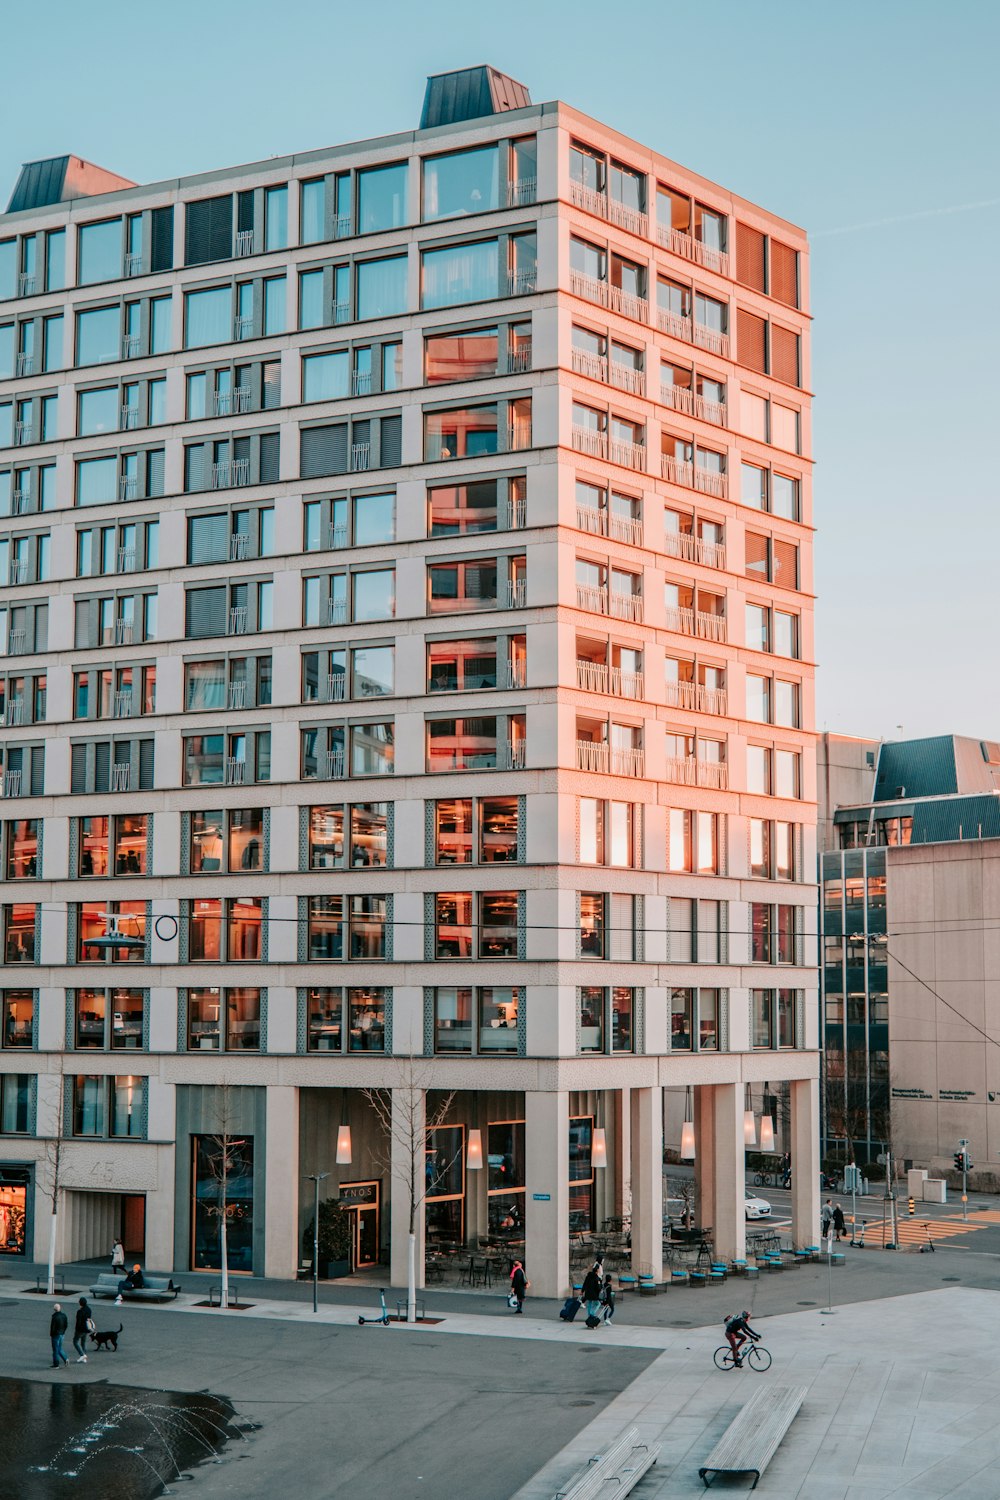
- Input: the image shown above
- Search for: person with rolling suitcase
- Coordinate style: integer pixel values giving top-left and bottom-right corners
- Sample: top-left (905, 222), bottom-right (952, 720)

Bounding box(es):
top-left (559, 1295), bottom-right (582, 1322)
top-left (581, 1262), bottom-right (603, 1328)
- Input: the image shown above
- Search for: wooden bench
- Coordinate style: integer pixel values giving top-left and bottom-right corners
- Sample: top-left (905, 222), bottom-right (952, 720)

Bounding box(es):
top-left (556, 1424), bottom-right (659, 1499)
top-left (89, 1272), bottom-right (181, 1303)
top-left (699, 1384), bottom-right (805, 1490)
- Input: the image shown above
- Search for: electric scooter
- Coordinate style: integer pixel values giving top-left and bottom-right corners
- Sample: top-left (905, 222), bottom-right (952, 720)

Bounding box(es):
top-left (358, 1288), bottom-right (391, 1326)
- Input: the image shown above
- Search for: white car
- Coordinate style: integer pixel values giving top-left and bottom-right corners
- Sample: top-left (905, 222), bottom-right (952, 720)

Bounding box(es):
top-left (745, 1190), bottom-right (771, 1220)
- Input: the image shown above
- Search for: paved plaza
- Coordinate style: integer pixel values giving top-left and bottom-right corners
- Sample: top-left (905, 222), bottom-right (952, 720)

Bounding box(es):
top-left (3, 1223), bottom-right (1000, 1498)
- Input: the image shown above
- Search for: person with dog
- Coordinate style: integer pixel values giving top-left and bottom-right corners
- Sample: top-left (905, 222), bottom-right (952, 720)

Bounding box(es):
top-left (115, 1262), bottom-right (145, 1304)
top-left (49, 1304), bottom-right (69, 1369)
top-left (90, 1321), bottom-right (123, 1352)
top-left (73, 1297), bottom-right (95, 1363)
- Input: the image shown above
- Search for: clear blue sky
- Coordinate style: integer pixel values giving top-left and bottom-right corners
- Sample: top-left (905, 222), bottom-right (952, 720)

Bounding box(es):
top-left (3, 0), bottom-right (996, 741)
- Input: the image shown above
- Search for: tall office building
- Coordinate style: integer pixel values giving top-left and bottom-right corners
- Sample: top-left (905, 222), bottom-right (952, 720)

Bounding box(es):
top-left (0, 66), bottom-right (817, 1291)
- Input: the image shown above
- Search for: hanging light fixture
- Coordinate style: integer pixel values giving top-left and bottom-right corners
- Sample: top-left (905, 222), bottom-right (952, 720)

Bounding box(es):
top-left (680, 1086), bottom-right (696, 1161)
top-left (743, 1083), bottom-right (757, 1147)
top-left (592, 1127), bottom-right (608, 1169)
top-left (335, 1123), bottom-right (352, 1164)
top-left (467, 1128), bottom-right (483, 1169)
top-left (759, 1083), bottom-right (775, 1151)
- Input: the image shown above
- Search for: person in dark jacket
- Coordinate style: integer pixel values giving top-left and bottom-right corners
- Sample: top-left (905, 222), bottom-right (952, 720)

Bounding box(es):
top-left (832, 1203), bottom-right (847, 1241)
top-left (600, 1273), bottom-right (616, 1325)
top-left (581, 1263), bottom-right (603, 1324)
top-left (510, 1260), bottom-right (528, 1313)
top-left (115, 1263), bottom-right (145, 1304)
top-left (73, 1297), bottom-right (94, 1362)
top-left (49, 1304), bottom-right (69, 1368)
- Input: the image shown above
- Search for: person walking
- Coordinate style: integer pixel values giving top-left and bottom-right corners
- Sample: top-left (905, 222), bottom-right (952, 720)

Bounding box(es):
top-left (509, 1260), bottom-right (528, 1314)
top-left (73, 1297), bottom-right (94, 1362)
top-left (600, 1272), bottom-right (616, 1326)
top-left (111, 1238), bottom-right (125, 1273)
top-left (581, 1262), bottom-right (603, 1328)
top-left (821, 1199), bottom-right (833, 1239)
top-left (49, 1304), bottom-right (69, 1369)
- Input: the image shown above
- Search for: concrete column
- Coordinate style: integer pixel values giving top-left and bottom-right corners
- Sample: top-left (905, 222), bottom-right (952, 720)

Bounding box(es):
top-left (694, 1085), bottom-right (715, 1230)
top-left (630, 1087), bottom-right (663, 1279)
top-left (264, 1085), bottom-right (299, 1279)
top-left (616, 1087), bottom-right (631, 1223)
top-left (790, 1076), bottom-right (820, 1249)
top-left (712, 1082), bottom-right (746, 1261)
top-left (525, 1090), bottom-right (569, 1298)
top-left (390, 1086), bottom-right (425, 1290)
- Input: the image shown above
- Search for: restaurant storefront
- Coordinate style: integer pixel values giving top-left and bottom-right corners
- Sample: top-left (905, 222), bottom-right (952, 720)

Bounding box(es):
top-left (0, 1164), bottom-right (32, 1257)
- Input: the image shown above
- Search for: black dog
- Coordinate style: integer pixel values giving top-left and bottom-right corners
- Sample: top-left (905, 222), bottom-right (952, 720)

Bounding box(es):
top-left (90, 1324), bottom-right (123, 1352)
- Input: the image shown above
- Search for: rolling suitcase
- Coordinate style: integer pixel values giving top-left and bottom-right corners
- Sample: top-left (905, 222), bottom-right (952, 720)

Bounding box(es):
top-left (585, 1313), bottom-right (601, 1328)
top-left (559, 1297), bottom-right (582, 1322)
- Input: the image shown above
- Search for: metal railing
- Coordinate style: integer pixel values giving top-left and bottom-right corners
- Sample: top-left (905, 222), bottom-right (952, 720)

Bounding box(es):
top-left (114, 618), bottom-right (134, 645)
top-left (234, 315), bottom-right (253, 340)
top-left (235, 229), bottom-right (256, 257)
top-left (11, 491), bottom-right (29, 514)
top-left (507, 177), bottom-right (537, 207)
top-left (225, 756), bottom-right (246, 785)
top-left (661, 455), bottom-right (694, 487)
top-left (657, 224), bottom-right (730, 277)
top-left (17, 273), bottom-right (36, 296)
top-left (576, 659), bottom-right (609, 693)
top-left (352, 370), bottom-right (372, 396)
top-left (697, 395), bottom-right (726, 426)
top-left (351, 442), bottom-right (371, 471)
top-left (575, 583), bottom-right (608, 615)
top-left (326, 522), bottom-right (347, 549)
top-left (7, 559), bottom-right (28, 586)
top-left (318, 747), bottom-right (346, 780)
top-left (214, 386), bottom-right (252, 417)
top-left (121, 335), bottom-right (139, 359)
top-left (665, 680), bottom-right (727, 716)
top-left (111, 762), bottom-right (131, 792)
top-left (2, 769), bottom-right (22, 798)
top-left (334, 214), bottom-right (353, 239)
top-left (227, 606), bottom-right (248, 635)
top-left (327, 673), bottom-right (347, 701)
top-left (15, 352), bottom-right (34, 377)
top-left (506, 421), bottom-right (532, 452)
top-left (119, 476), bottom-right (137, 502)
top-left (569, 181), bottom-right (649, 240)
top-left (610, 363), bottom-right (646, 397)
top-left (696, 610), bottom-right (728, 642)
top-left (693, 323), bottom-right (730, 359)
top-left (609, 513), bottom-right (643, 546)
top-left (695, 467), bottom-right (728, 499)
top-left (227, 680), bottom-right (248, 710)
top-left (664, 605), bottom-right (696, 637)
top-left (333, 300), bottom-right (350, 324)
top-left (699, 760), bottom-right (729, 790)
top-left (657, 308), bottom-right (693, 342)
top-left (113, 689), bottom-right (133, 718)
top-left (572, 425), bottom-right (608, 459)
top-left (500, 739), bottom-right (526, 771)
top-left (14, 422), bottom-right (34, 445)
top-left (506, 269), bottom-right (537, 296)
top-left (229, 532), bottom-right (251, 562)
top-left (5, 699), bottom-right (24, 726)
top-left (124, 252), bottom-right (144, 277)
top-left (502, 659), bottom-right (527, 690)
top-left (504, 343), bottom-right (532, 374)
top-left (117, 546), bottom-right (136, 572)
top-left (663, 530), bottom-right (726, 570)
top-left (575, 503), bottom-right (607, 537)
top-left (506, 497), bottom-right (526, 530)
top-left (611, 746), bottom-right (645, 777)
top-left (608, 439), bottom-right (645, 471)
top-left (505, 578), bottom-right (526, 609)
top-left (572, 349), bottom-right (607, 382)
top-left (7, 628), bottom-right (26, 653)
top-left (660, 381), bottom-right (694, 417)
top-left (325, 596), bottom-right (348, 626)
top-left (120, 405), bottom-right (139, 430)
top-left (609, 591), bottom-right (643, 622)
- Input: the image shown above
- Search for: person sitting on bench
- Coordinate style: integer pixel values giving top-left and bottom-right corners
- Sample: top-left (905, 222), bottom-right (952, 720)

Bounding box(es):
top-left (115, 1263), bottom-right (145, 1304)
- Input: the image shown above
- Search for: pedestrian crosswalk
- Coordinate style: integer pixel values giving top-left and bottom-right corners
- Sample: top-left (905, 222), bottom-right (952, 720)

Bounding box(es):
top-left (846, 1214), bottom-right (989, 1247)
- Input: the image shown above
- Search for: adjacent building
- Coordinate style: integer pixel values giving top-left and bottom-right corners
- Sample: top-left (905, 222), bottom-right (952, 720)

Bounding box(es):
top-left (0, 65), bottom-right (818, 1291)
top-left (819, 732), bottom-right (1000, 1175)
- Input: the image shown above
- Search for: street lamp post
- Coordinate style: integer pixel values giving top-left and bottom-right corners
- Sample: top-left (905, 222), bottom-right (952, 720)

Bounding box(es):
top-left (305, 1172), bottom-right (329, 1314)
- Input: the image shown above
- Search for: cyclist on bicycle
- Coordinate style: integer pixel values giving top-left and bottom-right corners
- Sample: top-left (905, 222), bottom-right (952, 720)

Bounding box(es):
top-left (724, 1310), bottom-right (760, 1367)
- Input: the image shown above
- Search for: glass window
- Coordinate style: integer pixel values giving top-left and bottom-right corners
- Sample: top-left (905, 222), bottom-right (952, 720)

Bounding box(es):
top-left (775, 749), bottom-right (800, 799)
top-left (424, 404), bottom-right (498, 460)
top-left (480, 987), bottom-right (518, 1053)
top-left (434, 986), bottom-right (472, 1053)
top-left (6, 820), bottom-right (38, 880)
top-left (353, 491), bottom-right (394, 545)
top-left (579, 988), bottom-right (604, 1052)
top-left (348, 987), bottom-right (386, 1050)
top-left (150, 296), bottom-right (171, 354)
top-left (382, 342), bottom-right (402, 390)
top-left (356, 256), bottom-right (407, 319)
top-left (774, 611), bottom-right (799, 658)
top-left (422, 241), bottom-right (499, 309)
top-left (747, 745), bottom-right (771, 795)
top-left (301, 179), bottom-right (325, 244)
top-left (263, 276), bottom-right (286, 334)
top-left (77, 219), bottom-right (122, 285)
top-left (350, 721), bottom-right (393, 776)
top-left (580, 893), bottom-right (605, 956)
top-left (303, 350), bottom-right (348, 402)
top-left (352, 645), bottom-right (393, 697)
top-left (357, 163), bottom-right (408, 233)
top-left (480, 796), bottom-right (518, 862)
top-left (76, 306), bottom-right (119, 365)
top-left (423, 147), bottom-right (499, 220)
top-left (428, 479), bottom-right (500, 536)
top-left (479, 891), bottom-right (518, 957)
top-left (0, 241), bottom-right (14, 300)
top-left (192, 1133), bottom-right (254, 1269)
top-left (752, 990), bottom-right (773, 1048)
top-left (436, 799), bottom-right (473, 864)
top-left (425, 327), bottom-right (499, 383)
top-left (350, 803), bottom-right (387, 866)
top-left (2, 990), bottom-right (33, 1048)
top-left (772, 473), bottom-right (799, 520)
top-left (265, 186), bottom-right (288, 251)
top-left (77, 386), bottom-right (119, 436)
top-left (299, 269), bottom-right (325, 329)
top-left (307, 987), bottom-right (342, 1050)
top-left (46, 230), bottom-right (66, 292)
top-left (352, 569), bottom-right (395, 621)
top-left (611, 987), bottom-right (633, 1052)
top-left (76, 457), bottom-right (118, 507)
top-left (309, 806), bottom-right (345, 869)
top-left (185, 287), bottom-right (230, 348)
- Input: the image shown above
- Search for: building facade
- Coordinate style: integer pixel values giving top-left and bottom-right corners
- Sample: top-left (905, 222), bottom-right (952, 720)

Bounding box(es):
top-left (0, 66), bottom-right (818, 1290)
top-left (819, 732), bottom-right (1000, 1173)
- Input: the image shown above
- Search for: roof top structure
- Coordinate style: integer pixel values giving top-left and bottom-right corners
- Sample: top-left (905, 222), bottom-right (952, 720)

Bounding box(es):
top-left (6, 154), bottom-right (135, 213)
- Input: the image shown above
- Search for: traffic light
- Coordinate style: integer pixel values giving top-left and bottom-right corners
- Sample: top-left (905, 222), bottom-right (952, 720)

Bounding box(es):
top-left (966, 1156), bottom-right (974, 1171)
top-left (954, 1151), bottom-right (965, 1171)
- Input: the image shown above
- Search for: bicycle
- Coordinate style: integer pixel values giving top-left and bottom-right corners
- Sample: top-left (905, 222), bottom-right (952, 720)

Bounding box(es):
top-left (713, 1338), bottom-right (772, 1372)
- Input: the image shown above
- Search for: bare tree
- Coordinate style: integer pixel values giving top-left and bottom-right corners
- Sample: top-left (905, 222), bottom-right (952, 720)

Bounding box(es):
top-left (200, 1081), bottom-right (247, 1312)
top-left (362, 1060), bottom-right (456, 1323)
top-left (38, 1064), bottom-right (66, 1296)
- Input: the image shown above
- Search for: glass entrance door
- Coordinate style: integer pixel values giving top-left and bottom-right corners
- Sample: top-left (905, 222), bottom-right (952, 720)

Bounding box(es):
top-left (355, 1206), bottom-right (378, 1268)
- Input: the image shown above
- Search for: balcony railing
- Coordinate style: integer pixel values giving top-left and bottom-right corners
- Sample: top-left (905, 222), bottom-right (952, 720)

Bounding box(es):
top-left (696, 610), bottom-right (727, 642)
top-left (7, 628), bottom-right (26, 653)
top-left (234, 315), bottom-right (253, 340)
top-left (663, 531), bottom-right (727, 570)
top-left (334, 214), bottom-right (353, 239)
top-left (569, 182), bottom-right (649, 240)
top-left (576, 584), bottom-right (651, 624)
top-left (113, 689), bottom-right (133, 718)
top-left (699, 760), bottom-right (729, 790)
top-left (235, 229), bottom-right (256, 257)
top-left (506, 269), bottom-right (537, 296)
top-left (568, 271), bottom-right (647, 324)
top-left (506, 497), bottom-right (526, 530)
top-left (352, 369), bottom-right (372, 396)
top-left (665, 681), bottom-right (728, 716)
top-left (114, 619), bottom-right (134, 646)
top-left (7, 559), bottom-right (28, 586)
top-left (117, 546), bottom-right (136, 572)
top-left (326, 522), bottom-right (347, 550)
top-left (575, 661), bottom-right (644, 699)
top-left (609, 591), bottom-right (643, 622)
top-left (661, 454), bottom-right (694, 487)
top-left (333, 300), bottom-right (350, 324)
top-left (15, 352), bottom-right (34, 377)
top-left (119, 476), bottom-right (137, 502)
top-left (502, 659), bottom-right (527, 690)
top-left (14, 422), bottom-right (34, 445)
top-left (120, 404), bottom-right (139, 430)
top-left (506, 421), bottom-right (532, 452)
top-left (504, 343), bottom-right (532, 374)
top-left (572, 348), bottom-right (607, 382)
top-left (111, 761), bottom-right (131, 792)
top-left (227, 605), bottom-right (248, 635)
top-left (695, 467), bottom-right (728, 499)
top-left (697, 395), bottom-right (726, 426)
top-left (662, 383), bottom-right (727, 425)
top-left (17, 273), bottom-right (36, 297)
top-left (318, 747), bottom-right (346, 780)
top-left (693, 323), bottom-right (730, 359)
top-left (11, 490), bottom-right (29, 515)
top-left (575, 740), bottom-right (644, 777)
top-left (571, 425), bottom-right (607, 459)
top-left (124, 252), bottom-right (144, 277)
top-left (327, 673), bottom-right (347, 701)
top-left (657, 224), bottom-right (730, 277)
top-left (224, 756), bottom-right (247, 785)
top-left (608, 439), bottom-right (645, 471)
top-left (657, 308), bottom-right (693, 342)
top-left (500, 739), bottom-right (527, 770)
top-left (214, 387), bottom-right (252, 417)
top-left (121, 335), bottom-right (139, 359)
top-left (507, 177), bottom-right (537, 208)
top-left (610, 363), bottom-right (646, 397)
top-left (609, 512), bottom-right (643, 546)
top-left (325, 596), bottom-right (348, 626)
top-left (505, 578), bottom-right (526, 609)
top-left (2, 769), bottom-right (22, 798)
top-left (663, 756), bottom-right (728, 789)
top-left (229, 532), bottom-right (251, 562)
top-left (5, 699), bottom-right (24, 726)
top-left (228, 680), bottom-right (248, 710)
top-left (212, 459), bottom-right (251, 488)
top-left (575, 583), bottom-right (608, 615)
top-left (351, 442), bottom-right (371, 471)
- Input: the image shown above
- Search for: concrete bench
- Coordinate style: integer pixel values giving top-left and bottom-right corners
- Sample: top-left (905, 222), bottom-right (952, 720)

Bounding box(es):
top-left (699, 1384), bottom-right (805, 1490)
top-left (89, 1272), bottom-right (181, 1303)
top-left (556, 1424), bottom-right (659, 1499)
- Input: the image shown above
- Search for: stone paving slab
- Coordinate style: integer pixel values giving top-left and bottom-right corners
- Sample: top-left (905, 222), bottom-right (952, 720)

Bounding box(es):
top-left (510, 1287), bottom-right (1000, 1500)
